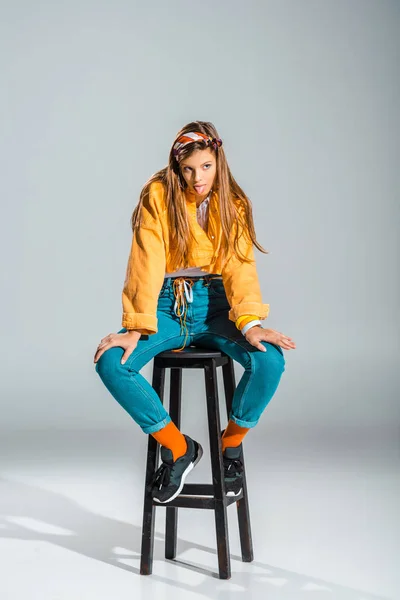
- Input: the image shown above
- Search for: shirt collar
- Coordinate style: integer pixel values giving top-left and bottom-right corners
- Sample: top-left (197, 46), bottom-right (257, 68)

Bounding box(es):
top-left (184, 187), bottom-right (212, 207)
top-left (197, 194), bottom-right (211, 210)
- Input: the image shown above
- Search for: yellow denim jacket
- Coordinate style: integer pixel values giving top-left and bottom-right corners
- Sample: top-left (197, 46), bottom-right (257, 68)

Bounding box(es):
top-left (122, 181), bottom-right (270, 333)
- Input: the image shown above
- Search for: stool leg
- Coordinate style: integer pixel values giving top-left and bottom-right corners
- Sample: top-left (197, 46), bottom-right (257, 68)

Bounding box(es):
top-left (165, 367), bottom-right (182, 560)
top-left (222, 358), bottom-right (254, 563)
top-left (140, 363), bottom-right (165, 575)
top-left (204, 360), bottom-right (231, 580)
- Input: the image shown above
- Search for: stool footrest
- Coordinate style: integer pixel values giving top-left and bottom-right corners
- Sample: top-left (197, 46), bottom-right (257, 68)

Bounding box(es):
top-left (152, 486), bottom-right (243, 509)
top-left (181, 484), bottom-right (243, 504)
top-left (182, 483), bottom-right (213, 495)
top-left (154, 496), bottom-right (216, 509)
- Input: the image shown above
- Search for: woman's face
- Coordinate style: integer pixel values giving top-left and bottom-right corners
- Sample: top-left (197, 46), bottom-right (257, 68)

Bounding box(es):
top-left (180, 148), bottom-right (217, 201)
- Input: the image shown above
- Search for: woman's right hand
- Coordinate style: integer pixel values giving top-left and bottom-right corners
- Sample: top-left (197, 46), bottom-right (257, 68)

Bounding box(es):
top-left (93, 330), bottom-right (142, 365)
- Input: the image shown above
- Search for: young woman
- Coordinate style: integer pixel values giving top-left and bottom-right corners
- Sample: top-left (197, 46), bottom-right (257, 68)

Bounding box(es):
top-left (93, 121), bottom-right (296, 504)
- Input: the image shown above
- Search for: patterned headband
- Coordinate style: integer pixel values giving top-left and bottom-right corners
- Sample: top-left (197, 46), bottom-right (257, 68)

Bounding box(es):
top-left (173, 131), bottom-right (223, 160)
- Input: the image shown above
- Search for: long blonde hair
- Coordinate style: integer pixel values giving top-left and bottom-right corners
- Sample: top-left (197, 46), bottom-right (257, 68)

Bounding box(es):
top-left (131, 120), bottom-right (268, 269)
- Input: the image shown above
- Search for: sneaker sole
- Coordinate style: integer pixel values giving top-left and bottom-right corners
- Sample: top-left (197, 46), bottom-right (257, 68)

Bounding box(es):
top-left (226, 488), bottom-right (243, 497)
top-left (153, 442), bottom-right (204, 504)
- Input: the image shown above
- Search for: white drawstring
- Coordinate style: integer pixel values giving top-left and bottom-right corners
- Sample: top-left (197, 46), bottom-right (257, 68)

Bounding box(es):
top-left (184, 279), bottom-right (193, 303)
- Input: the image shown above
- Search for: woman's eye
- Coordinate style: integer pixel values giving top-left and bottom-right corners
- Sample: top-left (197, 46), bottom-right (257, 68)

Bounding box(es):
top-left (183, 164), bottom-right (211, 172)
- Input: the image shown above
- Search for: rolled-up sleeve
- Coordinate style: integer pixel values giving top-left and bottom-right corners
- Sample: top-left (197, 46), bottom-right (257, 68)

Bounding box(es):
top-left (122, 196), bottom-right (166, 333)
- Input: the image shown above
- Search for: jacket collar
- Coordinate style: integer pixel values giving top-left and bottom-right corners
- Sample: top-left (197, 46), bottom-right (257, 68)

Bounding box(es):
top-left (184, 187), bottom-right (198, 204)
top-left (184, 187), bottom-right (218, 211)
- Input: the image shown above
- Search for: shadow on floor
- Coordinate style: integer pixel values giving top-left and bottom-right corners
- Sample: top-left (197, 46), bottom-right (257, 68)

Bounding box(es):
top-left (0, 476), bottom-right (390, 600)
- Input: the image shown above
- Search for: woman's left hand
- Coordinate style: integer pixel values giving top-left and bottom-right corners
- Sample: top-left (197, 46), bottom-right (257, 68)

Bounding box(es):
top-left (245, 326), bottom-right (296, 353)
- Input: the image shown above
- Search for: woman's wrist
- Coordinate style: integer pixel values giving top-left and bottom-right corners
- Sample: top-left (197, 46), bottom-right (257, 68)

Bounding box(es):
top-left (241, 320), bottom-right (262, 336)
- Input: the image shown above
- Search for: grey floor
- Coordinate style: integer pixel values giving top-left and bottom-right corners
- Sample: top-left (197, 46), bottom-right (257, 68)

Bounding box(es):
top-left (0, 428), bottom-right (399, 600)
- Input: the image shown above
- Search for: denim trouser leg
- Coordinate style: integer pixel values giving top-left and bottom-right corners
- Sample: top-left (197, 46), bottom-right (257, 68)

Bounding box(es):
top-left (190, 281), bottom-right (286, 429)
top-left (193, 316), bottom-right (286, 429)
top-left (95, 293), bottom-right (188, 434)
top-left (95, 276), bottom-right (286, 434)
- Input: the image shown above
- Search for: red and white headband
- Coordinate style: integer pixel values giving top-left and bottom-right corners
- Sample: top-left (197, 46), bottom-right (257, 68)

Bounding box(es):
top-left (173, 131), bottom-right (223, 160)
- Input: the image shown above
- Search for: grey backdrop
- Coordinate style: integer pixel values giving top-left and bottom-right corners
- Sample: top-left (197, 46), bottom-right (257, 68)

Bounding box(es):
top-left (1, 0), bottom-right (399, 440)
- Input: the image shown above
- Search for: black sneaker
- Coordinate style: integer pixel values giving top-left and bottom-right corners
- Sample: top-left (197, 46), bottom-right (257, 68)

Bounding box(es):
top-left (221, 429), bottom-right (244, 497)
top-left (149, 434), bottom-right (203, 504)
top-left (223, 445), bottom-right (244, 497)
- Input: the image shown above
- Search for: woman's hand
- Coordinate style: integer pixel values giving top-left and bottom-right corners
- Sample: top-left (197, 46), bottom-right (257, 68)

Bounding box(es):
top-left (93, 330), bottom-right (142, 365)
top-left (245, 326), bottom-right (296, 353)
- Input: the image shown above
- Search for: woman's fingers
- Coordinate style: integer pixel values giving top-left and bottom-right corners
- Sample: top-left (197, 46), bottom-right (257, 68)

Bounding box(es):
top-left (265, 330), bottom-right (295, 347)
top-left (269, 329), bottom-right (294, 342)
top-left (278, 340), bottom-right (296, 350)
top-left (279, 334), bottom-right (296, 349)
top-left (247, 338), bottom-right (267, 352)
top-left (94, 346), bottom-right (107, 363)
top-left (246, 328), bottom-right (296, 352)
top-left (94, 334), bottom-right (116, 363)
top-left (94, 332), bottom-right (139, 364)
top-left (279, 333), bottom-right (296, 347)
top-left (121, 344), bottom-right (137, 365)
top-left (94, 341), bottom-right (113, 363)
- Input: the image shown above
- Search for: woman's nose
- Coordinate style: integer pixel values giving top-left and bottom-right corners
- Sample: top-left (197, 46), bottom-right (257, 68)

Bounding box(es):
top-left (193, 171), bottom-right (202, 182)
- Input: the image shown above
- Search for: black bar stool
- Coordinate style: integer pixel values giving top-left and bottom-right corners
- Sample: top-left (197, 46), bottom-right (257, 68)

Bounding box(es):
top-left (140, 346), bottom-right (253, 579)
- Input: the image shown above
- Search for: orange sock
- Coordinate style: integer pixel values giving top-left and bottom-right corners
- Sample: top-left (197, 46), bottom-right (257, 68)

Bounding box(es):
top-left (151, 421), bottom-right (188, 462)
top-left (221, 420), bottom-right (250, 452)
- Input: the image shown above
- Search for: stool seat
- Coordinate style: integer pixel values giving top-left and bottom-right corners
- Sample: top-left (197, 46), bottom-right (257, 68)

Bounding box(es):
top-left (140, 345), bottom-right (253, 580)
top-left (156, 346), bottom-right (225, 360)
